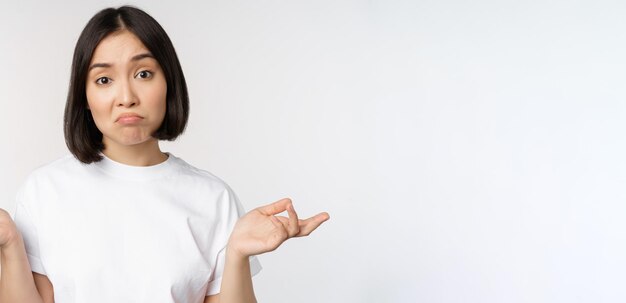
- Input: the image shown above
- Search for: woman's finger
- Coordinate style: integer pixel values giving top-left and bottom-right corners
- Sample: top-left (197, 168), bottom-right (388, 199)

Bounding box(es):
top-left (269, 216), bottom-right (289, 244)
top-left (256, 198), bottom-right (291, 216)
top-left (274, 216), bottom-right (290, 230)
top-left (286, 202), bottom-right (300, 237)
top-left (295, 212), bottom-right (330, 237)
top-left (270, 215), bottom-right (286, 229)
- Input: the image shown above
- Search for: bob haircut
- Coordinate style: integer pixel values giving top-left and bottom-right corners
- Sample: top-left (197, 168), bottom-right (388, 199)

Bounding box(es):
top-left (64, 6), bottom-right (189, 164)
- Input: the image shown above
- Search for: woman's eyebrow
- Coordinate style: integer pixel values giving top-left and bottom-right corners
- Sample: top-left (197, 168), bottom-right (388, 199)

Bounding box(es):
top-left (131, 52), bottom-right (154, 62)
top-left (88, 53), bottom-right (155, 72)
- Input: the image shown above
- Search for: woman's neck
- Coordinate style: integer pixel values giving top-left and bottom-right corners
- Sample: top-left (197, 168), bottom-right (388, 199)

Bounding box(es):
top-left (101, 138), bottom-right (168, 167)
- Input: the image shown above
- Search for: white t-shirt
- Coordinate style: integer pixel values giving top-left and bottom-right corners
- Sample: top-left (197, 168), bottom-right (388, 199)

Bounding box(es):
top-left (12, 152), bottom-right (262, 303)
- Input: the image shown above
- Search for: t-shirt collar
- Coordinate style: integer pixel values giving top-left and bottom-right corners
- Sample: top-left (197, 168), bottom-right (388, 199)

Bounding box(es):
top-left (94, 151), bottom-right (176, 181)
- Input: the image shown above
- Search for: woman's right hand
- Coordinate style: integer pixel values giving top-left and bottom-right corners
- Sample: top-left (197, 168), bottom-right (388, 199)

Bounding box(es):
top-left (227, 198), bottom-right (329, 258)
top-left (0, 208), bottom-right (20, 249)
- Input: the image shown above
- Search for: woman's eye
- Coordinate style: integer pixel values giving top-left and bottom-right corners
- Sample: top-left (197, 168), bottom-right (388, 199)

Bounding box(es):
top-left (95, 77), bottom-right (111, 85)
top-left (136, 70), bottom-right (153, 79)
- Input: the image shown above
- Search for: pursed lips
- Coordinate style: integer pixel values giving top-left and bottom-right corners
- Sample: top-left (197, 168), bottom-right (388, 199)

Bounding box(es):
top-left (116, 113), bottom-right (144, 123)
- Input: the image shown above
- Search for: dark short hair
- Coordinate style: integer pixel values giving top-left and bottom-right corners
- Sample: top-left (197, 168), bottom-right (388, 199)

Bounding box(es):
top-left (64, 6), bottom-right (189, 164)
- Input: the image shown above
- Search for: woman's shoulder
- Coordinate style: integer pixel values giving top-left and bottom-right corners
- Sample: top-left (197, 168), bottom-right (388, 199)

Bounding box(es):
top-left (169, 154), bottom-right (233, 191)
top-left (25, 153), bottom-right (83, 179)
top-left (16, 154), bottom-right (81, 199)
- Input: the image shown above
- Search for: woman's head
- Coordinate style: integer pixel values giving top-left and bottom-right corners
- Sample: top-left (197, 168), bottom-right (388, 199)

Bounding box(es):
top-left (64, 6), bottom-right (189, 164)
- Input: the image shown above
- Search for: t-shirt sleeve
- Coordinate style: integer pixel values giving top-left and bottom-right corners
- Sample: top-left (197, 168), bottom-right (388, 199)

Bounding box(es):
top-left (205, 185), bottom-right (262, 296)
top-left (12, 183), bottom-right (47, 275)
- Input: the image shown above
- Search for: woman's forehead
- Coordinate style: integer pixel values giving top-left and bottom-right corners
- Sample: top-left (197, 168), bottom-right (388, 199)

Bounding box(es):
top-left (90, 30), bottom-right (152, 64)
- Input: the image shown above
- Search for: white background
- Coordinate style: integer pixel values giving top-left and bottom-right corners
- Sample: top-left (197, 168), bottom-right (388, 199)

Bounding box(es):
top-left (1, 0), bottom-right (626, 302)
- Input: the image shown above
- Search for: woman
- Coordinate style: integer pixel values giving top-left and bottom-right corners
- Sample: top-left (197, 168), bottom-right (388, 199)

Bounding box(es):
top-left (0, 6), bottom-right (329, 303)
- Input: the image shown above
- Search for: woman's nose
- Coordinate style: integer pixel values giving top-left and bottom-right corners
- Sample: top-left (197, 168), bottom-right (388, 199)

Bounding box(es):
top-left (117, 79), bottom-right (139, 107)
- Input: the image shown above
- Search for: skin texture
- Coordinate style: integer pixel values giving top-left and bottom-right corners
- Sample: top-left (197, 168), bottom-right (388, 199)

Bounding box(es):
top-left (86, 29), bottom-right (168, 167)
top-left (33, 273), bottom-right (53, 303)
top-left (0, 210), bottom-right (45, 303)
top-left (217, 198), bottom-right (329, 303)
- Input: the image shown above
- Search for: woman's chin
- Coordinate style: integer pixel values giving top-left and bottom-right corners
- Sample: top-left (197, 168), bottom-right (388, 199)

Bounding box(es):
top-left (104, 134), bottom-right (154, 147)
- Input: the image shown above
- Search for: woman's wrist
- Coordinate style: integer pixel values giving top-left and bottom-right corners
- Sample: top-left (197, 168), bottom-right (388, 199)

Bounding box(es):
top-left (225, 240), bottom-right (249, 261)
top-left (1, 229), bottom-right (23, 252)
top-left (1, 232), bottom-right (25, 262)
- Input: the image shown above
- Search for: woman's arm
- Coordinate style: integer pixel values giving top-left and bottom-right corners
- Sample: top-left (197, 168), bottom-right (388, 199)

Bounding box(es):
top-left (33, 273), bottom-right (54, 303)
top-left (214, 248), bottom-right (257, 303)
top-left (204, 249), bottom-right (256, 303)
top-left (0, 209), bottom-right (45, 303)
top-left (212, 198), bottom-right (329, 303)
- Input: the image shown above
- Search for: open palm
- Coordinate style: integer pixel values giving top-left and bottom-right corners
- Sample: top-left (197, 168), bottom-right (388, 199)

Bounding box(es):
top-left (227, 198), bottom-right (330, 258)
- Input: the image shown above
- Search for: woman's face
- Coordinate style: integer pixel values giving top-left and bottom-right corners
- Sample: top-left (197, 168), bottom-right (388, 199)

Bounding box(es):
top-left (85, 30), bottom-right (167, 149)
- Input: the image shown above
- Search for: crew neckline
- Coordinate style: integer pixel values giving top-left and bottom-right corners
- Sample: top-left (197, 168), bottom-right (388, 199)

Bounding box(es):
top-left (94, 151), bottom-right (177, 181)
